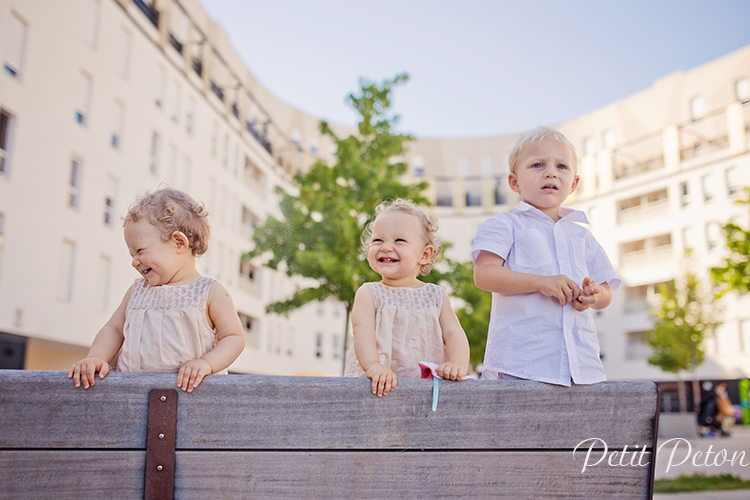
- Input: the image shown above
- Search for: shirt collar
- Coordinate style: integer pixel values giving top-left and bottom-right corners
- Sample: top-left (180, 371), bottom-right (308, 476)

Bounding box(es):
top-left (513, 201), bottom-right (589, 224)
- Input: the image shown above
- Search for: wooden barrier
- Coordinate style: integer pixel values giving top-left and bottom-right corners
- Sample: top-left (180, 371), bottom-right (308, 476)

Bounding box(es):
top-left (0, 370), bottom-right (659, 499)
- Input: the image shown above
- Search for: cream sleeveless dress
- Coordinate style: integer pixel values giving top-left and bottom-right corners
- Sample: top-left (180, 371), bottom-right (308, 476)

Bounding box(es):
top-left (117, 276), bottom-right (226, 374)
top-left (344, 282), bottom-right (446, 379)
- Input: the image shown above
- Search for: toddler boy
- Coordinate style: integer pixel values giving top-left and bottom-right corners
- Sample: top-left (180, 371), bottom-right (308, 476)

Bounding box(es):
top-left (471, 127), bottom-right (620, 386)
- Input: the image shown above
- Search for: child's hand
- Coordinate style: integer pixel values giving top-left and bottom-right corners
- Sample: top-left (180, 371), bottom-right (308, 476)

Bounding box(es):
top-left (573, 277), bottom-right (601, 311)
top-left (177, 359), bottom-right (213, 392)
top-left (437, 362), bottom-right (467, 381)
top-left (538, 275), bottom-right (582, 305)
top-left (365, 363), bottom-right (397, 397)
top-left (68, 357), bottom-right (110, 389)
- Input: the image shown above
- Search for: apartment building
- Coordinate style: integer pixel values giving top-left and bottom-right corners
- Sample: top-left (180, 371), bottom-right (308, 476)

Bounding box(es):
top-left (2, 1), bottom-right (749, 394)
top-left (0, 0), bottom-right (350, 375)
top-left (407, 45), bottom-right (750, 406)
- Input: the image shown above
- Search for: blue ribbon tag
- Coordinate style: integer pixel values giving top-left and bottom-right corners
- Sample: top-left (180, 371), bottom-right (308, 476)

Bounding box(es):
top-left (432, 377), bottom-right (439, 412)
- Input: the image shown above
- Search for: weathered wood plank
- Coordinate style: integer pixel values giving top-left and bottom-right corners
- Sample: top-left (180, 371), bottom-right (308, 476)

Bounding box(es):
top-left (0, 450), bottom-right (653, 500)
top-left (0, 370), bottom-right (658, 450)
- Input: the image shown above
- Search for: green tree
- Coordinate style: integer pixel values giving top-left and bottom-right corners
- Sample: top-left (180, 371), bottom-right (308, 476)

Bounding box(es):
top-left (646, 261), bottom-right (720, 413)
top-left (244, 74), bottom-right (429, 365)
top-left (711, 187), bottom-right (750, 296)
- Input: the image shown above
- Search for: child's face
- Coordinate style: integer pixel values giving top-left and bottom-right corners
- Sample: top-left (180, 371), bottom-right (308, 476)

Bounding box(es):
top-left (124, 219), bottom-right (182, 286)
top-left (508, 138), bottom-right (579, 221)
top-left (367, 211), bottom-right (434, 287)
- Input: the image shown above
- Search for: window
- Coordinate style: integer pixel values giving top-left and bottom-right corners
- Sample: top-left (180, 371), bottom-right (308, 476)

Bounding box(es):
top-left (481, 157), bottom-right (494, 177)
top-left (239, 313), bottom-right (259, 349)
top-left (222, 133), bottom-right (229, 168)
top-left (111, 100), bottom-right (124, 149)
top-left (0, 213), bottom-right (5, 284)
top-left (680, 181), bottom-right (690, 208)
top-left (412, 156), bottom-right (426, 177)
top-left (582, 137), bottom-right (595, 156)
top-left (682, 226), bottom-right (695, 252)
top-left (170, 80), bottom-right (181, 122)
top-left (725, 167), bottom-right (740, 196)
top-left (315, 333), bottom-right (323, 358)
top-left (736, 78), bottom-right (750, 103)
top-left (625, 331), bottom-right (650, 360)
top-left (167, 144), bottom-right (177, 186)
top-left (603, 129), bottom-right (616, 150)
top-left (83, 0), bottom-right (100, 48)
top-left (689, 96), bottom-right (705, 121)
top-left (332, 335), bottom-right (340, 360)
top-left (4, 13), bottom-right (27, 78)
top-left (0, 109), bottom-right (13, 175)
top-left (75, 72), bottom-right (92, 126)
top-left (103, 177), bottom-right (116, 226)
top-left (57, 240), bottom-right (76, 302)
top-left (185, 96), bottom-right (194, 135)
top-left (701, 174), bottom-right (716, 202)
top-left (68, 159), bottom-right (82, 209)
top-left (149, 133), bottom-right (160, 176)
top-left (96, 254), bottom-right (110, 311)
top-left (458, 158), bottom-right (471, 178)
top-left (706, 222), bottom-right (722, 251)
top-left (210, 122), bottom-right (218, 158)
top-left (117, 29), bottom-right (131, 78)
top-left (155, 66), bottom-right (165, 108)
top-left (286, 329), bottom-right (294, 357)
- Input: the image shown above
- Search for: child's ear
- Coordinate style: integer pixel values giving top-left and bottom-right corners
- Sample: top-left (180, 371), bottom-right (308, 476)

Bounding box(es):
top-left (569, 175), bottom-right (580, 193)
top-left (419, 245), bottom-right (435, 265)
top-left (171, 231), bottom-right (190, 253)
top-left (508, 172), bottom-right (521, 193)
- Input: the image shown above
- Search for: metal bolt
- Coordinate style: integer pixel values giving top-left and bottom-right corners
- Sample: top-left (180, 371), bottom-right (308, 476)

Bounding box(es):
top-left (160, 396), bottom-right (167, 402)
top-left (158, 433), bottom-right (165, 440)
top-left (157, 465), bottom-right (163, 472)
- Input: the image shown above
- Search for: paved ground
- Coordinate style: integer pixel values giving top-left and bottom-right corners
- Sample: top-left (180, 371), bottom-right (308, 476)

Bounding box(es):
top-left (653, 426), bottom-right (750, 498)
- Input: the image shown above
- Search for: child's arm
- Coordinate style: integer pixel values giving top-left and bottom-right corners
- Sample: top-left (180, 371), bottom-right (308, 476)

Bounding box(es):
top-left (573, 277), bottom-right (613, 311)
top-left (351, 285), bottom-right (396, 397)
top-left (474, 250), bottom-right (583, 305)
top-left (177, 282), bottom-right (245, 392)
top-left (437, 291), bottom-right (470, 380)
top-left (68, 286), bottom-right (131, 389)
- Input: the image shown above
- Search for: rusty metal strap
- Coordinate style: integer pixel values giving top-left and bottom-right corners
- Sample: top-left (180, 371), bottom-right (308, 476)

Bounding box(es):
top-left (145, 388), bottom-right (178, 500)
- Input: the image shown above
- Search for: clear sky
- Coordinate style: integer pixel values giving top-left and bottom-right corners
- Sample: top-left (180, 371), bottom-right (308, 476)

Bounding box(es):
top-left (200, 0), bottom-right (750, 138)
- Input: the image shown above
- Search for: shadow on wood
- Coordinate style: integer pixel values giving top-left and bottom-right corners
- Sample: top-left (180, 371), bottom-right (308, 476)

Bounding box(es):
top-left (0, 370), bottom-right (659, 499)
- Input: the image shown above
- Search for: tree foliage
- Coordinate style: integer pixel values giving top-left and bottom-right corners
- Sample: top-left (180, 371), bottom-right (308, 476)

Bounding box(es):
top-left (646, 257), bottom-right (720, 376)
top-left (711, 187), bottom-right (750, 296)
top-left (244, 74), bottom-right (428, 321)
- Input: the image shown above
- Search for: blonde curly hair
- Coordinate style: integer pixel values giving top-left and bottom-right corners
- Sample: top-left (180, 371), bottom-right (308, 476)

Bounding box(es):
top-left (361, 198), bottom-right (440, 275)
top-left (124, 188), bottom-right (210, 256)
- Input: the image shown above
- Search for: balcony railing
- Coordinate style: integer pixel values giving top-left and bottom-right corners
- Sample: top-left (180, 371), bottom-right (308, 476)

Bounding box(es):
top-left (620, 245), bottom-right (673, 267)
top-left (133, 0), bottom-right (159, 27)
top-left (246, 121), bottom-right (273, 156)
top-left (617, 198), bottom-right (670, 225)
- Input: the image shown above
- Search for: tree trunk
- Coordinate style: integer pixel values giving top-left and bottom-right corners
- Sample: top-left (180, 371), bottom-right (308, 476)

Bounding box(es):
top-left (691, 376), bottom-right (701, 413)
top-left (340, 306), bottom-right (351, 376)
top-left (677, 377), bottom-right (687, 413)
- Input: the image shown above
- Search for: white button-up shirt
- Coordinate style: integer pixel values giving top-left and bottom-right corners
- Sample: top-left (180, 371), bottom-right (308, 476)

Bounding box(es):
top-left (471, 202), bottom-right (621, 386)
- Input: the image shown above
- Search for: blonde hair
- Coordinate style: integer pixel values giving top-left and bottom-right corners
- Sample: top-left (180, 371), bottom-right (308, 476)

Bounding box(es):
top-left (361, 198), bottom-right (440, 275)
top-left (508, 126), bottom-right (578, 174)
top-left (124, 188), bottom-right (210, 256)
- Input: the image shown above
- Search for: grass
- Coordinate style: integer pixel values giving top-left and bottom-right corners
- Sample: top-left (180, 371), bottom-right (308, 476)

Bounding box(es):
top-left (654, 473), bottom-right (750, 493)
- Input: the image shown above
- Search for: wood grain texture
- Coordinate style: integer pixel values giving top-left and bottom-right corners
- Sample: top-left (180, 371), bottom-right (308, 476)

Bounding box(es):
top-left (0, 450), bottom-right (653, 500)
top-left (0, 370), bottom-right (658, 450)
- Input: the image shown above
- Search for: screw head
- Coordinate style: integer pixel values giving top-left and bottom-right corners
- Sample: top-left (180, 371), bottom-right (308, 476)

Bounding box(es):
top-left (157, 465), bottom-right (163, 471)
top-left (160, 395), bottom-right (167, 402)
top-left (158, 433), bottom-right (165, 439)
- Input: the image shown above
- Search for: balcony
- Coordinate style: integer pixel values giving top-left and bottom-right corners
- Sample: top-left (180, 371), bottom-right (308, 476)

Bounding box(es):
top-left (133, 0), bottom-right (159, 27)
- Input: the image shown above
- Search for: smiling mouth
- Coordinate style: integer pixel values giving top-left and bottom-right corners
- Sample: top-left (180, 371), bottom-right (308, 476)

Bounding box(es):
top-left (142, 268), bottom-right (152, 276)
top-left (379, 258), bottom-right (399, 263)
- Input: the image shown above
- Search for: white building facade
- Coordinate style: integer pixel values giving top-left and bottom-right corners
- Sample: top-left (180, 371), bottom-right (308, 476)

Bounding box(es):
top-left (1, 1), bottom-right (749, 395)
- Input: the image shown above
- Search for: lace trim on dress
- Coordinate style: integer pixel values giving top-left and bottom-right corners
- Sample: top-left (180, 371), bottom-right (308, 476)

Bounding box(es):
top-left (126, 277), bottom-right (215, 312)
top-left (367, 282), bottom-right (444, 310)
